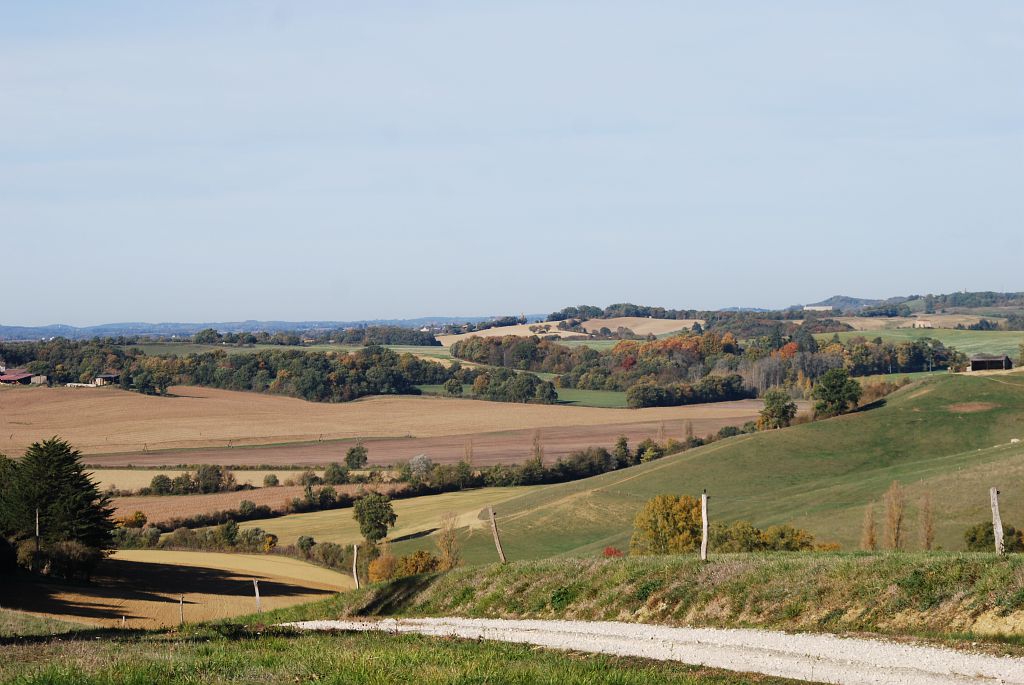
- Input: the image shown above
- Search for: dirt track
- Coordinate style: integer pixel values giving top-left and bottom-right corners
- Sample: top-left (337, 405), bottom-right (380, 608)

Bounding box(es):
top-left (287, 617), bottom-right (1024, 684)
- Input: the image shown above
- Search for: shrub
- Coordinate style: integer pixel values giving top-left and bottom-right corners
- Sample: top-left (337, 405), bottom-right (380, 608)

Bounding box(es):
top-left (297, 536), bottom-right (316, 557)
top-left (117, 511), bottom-right (148, 529)
top-left (46, 541), bottom-right (103, 581)
top-left (602, 546), bottom-right (624, 558)
top-left (238, 500), bottom-right (257, 517)
top-left (964, 521), bottom-right (1024, 552)
top-left (312, 542), bottom-right (347, 569)
top-left (263, 473), bottom-right (280, 487)
top-left (150, 474), bottom-right (173, 495)
top-left (395, 550), bottom-right (440, 577)
top-left (369, 554), bottom-right (398, 583)
top-left (323, 462), bottom-right (349, 485)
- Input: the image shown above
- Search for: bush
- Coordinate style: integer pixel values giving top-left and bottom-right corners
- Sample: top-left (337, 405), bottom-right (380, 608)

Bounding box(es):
top-left (116, 511), bottom-right (148, 529)
top-left (47, 541), bottom-right (103, 581)
top-left (395, 550), bottom-right (440, 577)
top-left (602, 546), bottom-right (624, 558)
top-left (238, 500), bottom-right (256, 517)
top-left (263, 473), bottom-right (280, 487)
top-left (297, 536), bottom-right (316, 557)
top-left (312, 542), bottom-right (348, 569)
top-left (323, 462), bottom-right (349, 485)
top-left (964, 521), bottom-right (1024, 552)
top-left (369, 554), bottom-right (398, 583)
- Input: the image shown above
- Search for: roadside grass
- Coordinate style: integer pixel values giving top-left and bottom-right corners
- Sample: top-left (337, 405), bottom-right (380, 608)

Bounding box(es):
top-left (814, 328), bottom-right (1024, 357)
top-left (387, 373), bottom-right (1024, 563)
top-left (256, 552), bottom-right (1024, 646)
top-left (0, 625), bottom-right (809, 685)
top-left (0, 609), bottom-right (88, 638)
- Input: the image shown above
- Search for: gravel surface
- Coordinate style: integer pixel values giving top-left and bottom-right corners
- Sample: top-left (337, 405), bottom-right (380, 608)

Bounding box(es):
top-left (284, 617), bottom-right (1024, 684)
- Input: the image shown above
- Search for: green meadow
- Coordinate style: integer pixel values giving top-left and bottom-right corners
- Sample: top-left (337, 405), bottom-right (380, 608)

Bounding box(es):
top-left (816, 328), bottom-right (1024, 357)
top-left (386, 372), bottom-right (1024, 563)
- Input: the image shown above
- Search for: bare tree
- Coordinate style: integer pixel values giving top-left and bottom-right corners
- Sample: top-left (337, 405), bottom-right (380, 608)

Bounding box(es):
top-left (860, 503), bottom-right (877, 551)
top-left (684, 420), bottom-right (694, 443)
top-left (919, 492), bottom-right (935, 551)
top-left (657, 421), bottom-right (667, 442)
top-left (436, 511), bottom-right (461, 571)
top-left (884, 481), bottom-right (906, 550)
top-left (531, 429), bottom-right (544, 465)
top-left (463, 439), bottom-right (474, 468)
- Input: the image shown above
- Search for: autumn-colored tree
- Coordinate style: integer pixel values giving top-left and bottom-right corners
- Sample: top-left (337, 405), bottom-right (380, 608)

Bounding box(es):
top-left (884, 481), bottom-right (906, 550)
top-left (630, 494), bottom-right (703, 555)
top-left (860, 503), bottom-right (877, 551)
top-left (435, 511), bottom-right (461, 571)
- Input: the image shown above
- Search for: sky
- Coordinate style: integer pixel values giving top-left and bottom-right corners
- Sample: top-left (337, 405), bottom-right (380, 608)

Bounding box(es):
top-left (1, 2), bottom-right (1022, 326)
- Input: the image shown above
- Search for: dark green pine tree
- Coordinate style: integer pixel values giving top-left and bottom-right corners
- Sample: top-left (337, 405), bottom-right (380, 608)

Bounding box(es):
top-left (1, 437), bottom-right (115, 549)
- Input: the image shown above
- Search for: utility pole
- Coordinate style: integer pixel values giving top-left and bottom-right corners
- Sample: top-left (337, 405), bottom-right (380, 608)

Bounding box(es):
top-left (34, 508), bottom-right (40, 572)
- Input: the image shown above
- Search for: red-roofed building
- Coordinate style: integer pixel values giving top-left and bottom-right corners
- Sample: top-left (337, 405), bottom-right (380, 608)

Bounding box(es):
top-left (0, 370), bottom-right (33, 385)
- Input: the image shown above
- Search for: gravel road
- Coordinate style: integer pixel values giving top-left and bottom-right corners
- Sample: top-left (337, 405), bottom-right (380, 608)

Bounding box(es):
top-left (284, 617), bottom-right (1024, 684)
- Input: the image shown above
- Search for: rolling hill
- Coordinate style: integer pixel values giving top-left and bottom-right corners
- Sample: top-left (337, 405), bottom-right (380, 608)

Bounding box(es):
top-left (388, 372), bottom-right (1024, 563)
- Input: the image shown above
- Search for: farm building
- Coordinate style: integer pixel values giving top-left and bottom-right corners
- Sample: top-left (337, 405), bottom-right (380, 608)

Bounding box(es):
top-left (970, 355), bottom-right (1013, 372)
top-left (94, 373), bottom-right (121, 386)
top-left (0, 370), bottom-right (33, 385)
top-left (912, 320), bottom-right (934, 329)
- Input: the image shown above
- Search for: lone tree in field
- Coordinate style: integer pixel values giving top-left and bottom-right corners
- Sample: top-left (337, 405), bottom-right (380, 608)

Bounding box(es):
top-left (812, 368), bottom-right (862, 418)
top-left (860, 503), bottom-right (877, 551)
top-left (443, 378), bottom-right (463, 396)
top-left (0, 437), bottom-right (115, 552)
top-left (345, 441), bottom-right (369, 469)
top-left (758, 389), bottom-right (798, 430)
top-left (883, 481), bottom-right (906, 550)
top-left (630, 494), bottom-right (702, 555)
top-left (353, 491), bottom-right (397, 544)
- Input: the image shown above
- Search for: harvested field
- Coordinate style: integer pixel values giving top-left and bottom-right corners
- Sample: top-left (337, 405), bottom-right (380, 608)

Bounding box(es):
top-left (436, 317), bottom-right (701, 346)
top-left (91, 469), bottom-right (327, 492)
top-left (835, 314), bottom-right (984, 331)
top-left (0, 385), bottom-right (777, 461)
top-left (0, 550), bottom-right (351, 629)
top-left (88, 407), bottom-right (781, 469)
top-left (111, 483), bottom-right (403, 522)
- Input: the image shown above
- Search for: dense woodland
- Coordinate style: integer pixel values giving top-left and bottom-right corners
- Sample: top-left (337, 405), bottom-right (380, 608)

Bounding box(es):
top-left (0, 340), bottom-right (554, 404)
top-left (450, 327), bottom-right (961, 407)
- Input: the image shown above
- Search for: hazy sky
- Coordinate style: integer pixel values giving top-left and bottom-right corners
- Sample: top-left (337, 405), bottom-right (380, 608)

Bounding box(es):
top-left (2, 2), bottom-right (1022, 326)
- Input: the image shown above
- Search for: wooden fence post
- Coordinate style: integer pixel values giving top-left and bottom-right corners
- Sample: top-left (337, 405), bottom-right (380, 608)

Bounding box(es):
top-left (179, 595), bottom-right (184, 625)
top-left (991, 487), bottom-right (1005, 555)
top-left (700, 490), bottom-right (709, 562)
top-left (352, 544), bottom-right (360, 589)
top-left (488, 506), bottom-right (507, 563)
top-left (253, 579), bottom-right (261, 613)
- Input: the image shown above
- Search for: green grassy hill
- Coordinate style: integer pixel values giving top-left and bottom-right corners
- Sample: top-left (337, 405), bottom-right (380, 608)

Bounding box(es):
top-left (816, 328), bottom-right (1024, 357)
top-left (389, 372), bottom-right (1024, 563)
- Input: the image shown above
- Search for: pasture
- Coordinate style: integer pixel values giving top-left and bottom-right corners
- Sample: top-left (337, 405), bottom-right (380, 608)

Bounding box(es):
top-left (384, 372), bottom-right (1024, 563)
top-left (816, 327), bottom-right (1024, 357)
top-left (436, 316), bottom-right (698, 346)
top-left (417, 383), bottom-right (629, 408)
top-left (0, 384), bottom-right (769, 459)
top-left (239, 486), bottom-right (530, 546)
top-left (0, 550), bottom-right (352, 629)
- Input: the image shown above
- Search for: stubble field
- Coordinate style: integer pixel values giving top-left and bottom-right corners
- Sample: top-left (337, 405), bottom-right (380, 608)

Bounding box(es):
top-left (1, 385), bottom-right (775, 465)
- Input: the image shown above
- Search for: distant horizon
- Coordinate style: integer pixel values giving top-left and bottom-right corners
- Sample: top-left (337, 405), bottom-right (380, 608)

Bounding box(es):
top-left (1, 288), bottom-right (1018, 330)
top-left (3, 3), bottom-right (1021, 326)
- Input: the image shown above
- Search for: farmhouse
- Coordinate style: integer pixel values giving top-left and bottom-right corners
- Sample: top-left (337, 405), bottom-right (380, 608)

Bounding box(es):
top-left (94, 373), bottom-right (121, 386)
top-left (970, 355), bottom-right (1013, 372)
top-left (912, 320), bottom-right (934, 329)
top-left (0, 369), bottom-right (33, 385)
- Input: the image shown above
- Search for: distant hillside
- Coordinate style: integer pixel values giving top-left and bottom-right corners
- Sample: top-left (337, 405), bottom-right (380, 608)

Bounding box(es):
top-left (0, 316), bottom-right (546, 341)
top-left (391, 372), bottom-right (1024, 562)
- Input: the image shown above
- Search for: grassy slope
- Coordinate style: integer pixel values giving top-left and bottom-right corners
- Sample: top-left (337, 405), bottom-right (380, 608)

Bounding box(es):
top-left (815, 328), bottom-right (1024, 357)
top-left (0, 627), bottom-right (805, 685)
top-left (240, 487), bottom-right (531, 546)
top-left (261, 553), bottom-right (1024, 643)
top-left (388, 373), bottom-right (1024, 563)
